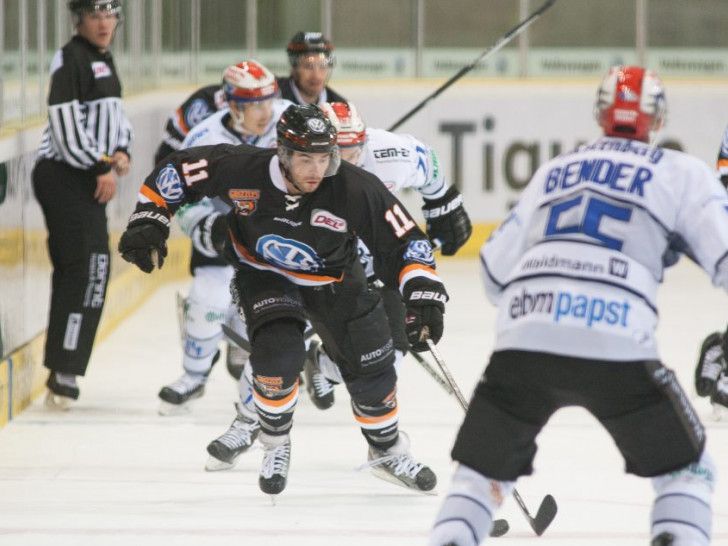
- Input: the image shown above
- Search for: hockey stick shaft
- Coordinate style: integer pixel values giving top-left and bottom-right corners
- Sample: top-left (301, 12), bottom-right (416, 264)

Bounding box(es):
top-left (387, 0), bottom-right (557, 132)
top-left (425, 338), bottom-right (557, 536)
top-left (410, 351), bottom-right (454, 395)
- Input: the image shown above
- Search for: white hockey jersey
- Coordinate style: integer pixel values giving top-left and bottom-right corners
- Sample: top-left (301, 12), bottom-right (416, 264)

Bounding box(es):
top-left (482, 136), bottom-right (728, 361)
top-left (175, 99), bottom-right (294, 240)
top-left (356, 128), bottom-right (449, 276)
top-left (359, 128), bottom-right (448, 199)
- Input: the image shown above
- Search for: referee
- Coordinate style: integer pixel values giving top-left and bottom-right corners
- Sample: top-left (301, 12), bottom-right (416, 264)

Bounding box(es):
top-left (32, 0), bottom-right (132, 409)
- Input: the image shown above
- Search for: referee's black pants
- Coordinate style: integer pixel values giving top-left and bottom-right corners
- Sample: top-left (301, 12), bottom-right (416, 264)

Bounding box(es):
top-left (32, 159), bottom-right (110, 376)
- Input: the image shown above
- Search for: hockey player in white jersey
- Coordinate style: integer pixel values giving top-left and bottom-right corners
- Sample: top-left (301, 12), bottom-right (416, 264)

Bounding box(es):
top-left (298, 101), bottom-right (472, 409)
top-left (157, 60), bottom-right (293, 416)
top-left (430, 66), bottom-right (719, 546)
top-left (693, 124), bottom-right (728, 420)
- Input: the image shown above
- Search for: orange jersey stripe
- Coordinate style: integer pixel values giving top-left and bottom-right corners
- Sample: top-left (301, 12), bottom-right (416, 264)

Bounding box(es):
top-left (140, 185), bottom-right (168, 209)
top-left (253, 383), bottom-right (299, 408)
top-left (174, 107), bottom-right (190, 135)
top-left (398, 263), bottom-right (437, 284)
top-left (354, 406), bottom-right (398, 426)
top-left (233, 239), bottom-right (344, 283)
top-left (718, 158), bottom-right (728, 169)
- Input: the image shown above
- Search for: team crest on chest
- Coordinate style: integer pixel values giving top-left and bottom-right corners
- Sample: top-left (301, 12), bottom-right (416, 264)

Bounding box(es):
top-left (229, 189), bottom-right (260, 216)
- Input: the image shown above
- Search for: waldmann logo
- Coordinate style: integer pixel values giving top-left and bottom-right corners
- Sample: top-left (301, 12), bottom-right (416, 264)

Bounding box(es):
top-left (609, 258), bottom-right (629, 278)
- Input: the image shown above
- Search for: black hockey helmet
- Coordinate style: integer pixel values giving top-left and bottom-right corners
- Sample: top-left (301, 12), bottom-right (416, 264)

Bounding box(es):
top-left (286, 31), bottom-right (335, 68)
top-left (68, 0), bottom-right (122, 25)
top-left (68, 0), bottom-right (122, 14)
top-left (277, 104), bottom-right (340, 177)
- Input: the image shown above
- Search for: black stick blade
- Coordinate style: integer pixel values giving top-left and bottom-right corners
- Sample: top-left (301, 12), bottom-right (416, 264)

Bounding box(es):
top-left (531, 494), bottom-right (558, 536)
top-left (490, 518), bottom-right (510, 537)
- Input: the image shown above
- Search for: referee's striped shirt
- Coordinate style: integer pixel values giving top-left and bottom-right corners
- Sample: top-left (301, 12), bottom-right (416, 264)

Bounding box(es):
top-left (37, 35), bottom-right (132, 175)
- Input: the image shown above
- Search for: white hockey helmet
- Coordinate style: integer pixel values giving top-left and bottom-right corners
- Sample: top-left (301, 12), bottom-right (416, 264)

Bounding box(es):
top-left (594, 65), bottom-right (666, 143)
top-left (222, 60), bottom-right (278, 131)
top-left (320, 102), bottom-right (366, 165)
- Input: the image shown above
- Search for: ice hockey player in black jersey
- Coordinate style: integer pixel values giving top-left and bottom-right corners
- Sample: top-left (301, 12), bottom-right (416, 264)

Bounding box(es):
top-left (119, 104), bottom-right (445, 498)
top-left (153, 84), bottom-right (226, 165)
top-left (278, 31), bottom-right (347, 106)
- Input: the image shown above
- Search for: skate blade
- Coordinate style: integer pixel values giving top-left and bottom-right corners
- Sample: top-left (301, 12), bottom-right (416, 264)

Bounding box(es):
top-left (204, 455), bottom-right (238, 472)
top-left (157, 400), bottom-right (194, 416)
top-left (44, 390), bottom-right (73, 411)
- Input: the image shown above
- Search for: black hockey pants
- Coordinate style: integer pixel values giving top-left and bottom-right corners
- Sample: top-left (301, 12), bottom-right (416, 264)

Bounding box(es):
top-left (32, 159), bottom-right (110, 376)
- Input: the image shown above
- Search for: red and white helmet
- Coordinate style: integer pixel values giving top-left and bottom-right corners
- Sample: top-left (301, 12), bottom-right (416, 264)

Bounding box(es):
top-left (320, 102), bottom-right (366, 147)
top-left (594, 65), bottom-right (666, 143)
top-left (222, 60), bottom-right (278, 105)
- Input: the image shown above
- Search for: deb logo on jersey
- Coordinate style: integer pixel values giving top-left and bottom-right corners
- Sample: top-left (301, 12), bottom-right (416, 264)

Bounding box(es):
top-left (256, 235), bottom-right (324, 272)
top-left (155, 164), bottom-right (185, 203)
top-left (229, 189), bottom-right (260, 216)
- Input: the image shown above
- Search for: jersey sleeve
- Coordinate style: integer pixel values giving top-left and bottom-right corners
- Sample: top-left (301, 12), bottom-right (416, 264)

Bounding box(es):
top-left (402, 134), bottom-right (449, 200)
top-left (479, 167), bottom-right (544, 305)
top-left (672, 155), bottom-right (728, 290)
top-left (136, 144), bottom-right (239, 215)
top-left (346, 167), bottom-right (442, 293)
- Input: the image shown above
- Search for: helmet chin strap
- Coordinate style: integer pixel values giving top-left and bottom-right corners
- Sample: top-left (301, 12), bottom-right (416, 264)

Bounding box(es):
top-left (278, 161), bottom-right (306, 195)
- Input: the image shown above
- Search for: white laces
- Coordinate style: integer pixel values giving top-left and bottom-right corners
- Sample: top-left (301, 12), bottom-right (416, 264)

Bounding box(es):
top-left (357, 451), bottom-right (424, 479)
top-left (261, 443), bottom-right (291, 479)
top-left (218, 417), bottom-right (259, 449)
top-left (168, 373), bottom-right (205, 394)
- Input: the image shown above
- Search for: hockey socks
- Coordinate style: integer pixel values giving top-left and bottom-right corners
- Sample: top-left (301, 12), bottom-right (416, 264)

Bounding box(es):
top-left (429, 464), bottom-right (514, 546)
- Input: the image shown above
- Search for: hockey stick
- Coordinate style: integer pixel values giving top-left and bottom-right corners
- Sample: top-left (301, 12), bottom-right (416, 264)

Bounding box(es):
top-left (425, 338), bottom-right (558, 536)
top-left (387, 0), bottom-right (557, 132)
top-left (221, 323), bottom-right (315, 354)
top-left (410, 351), bottom-right (454, 395)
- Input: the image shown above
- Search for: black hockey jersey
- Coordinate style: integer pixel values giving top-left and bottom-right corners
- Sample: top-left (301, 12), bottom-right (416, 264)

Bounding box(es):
top-left (138, 144), bottom-right (440, 292)
top-left (155, 84), bottom-right (226, 162)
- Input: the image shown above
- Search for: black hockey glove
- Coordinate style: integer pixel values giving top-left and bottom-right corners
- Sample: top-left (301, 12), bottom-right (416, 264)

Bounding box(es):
top-left (403, 279), bottom-right (448, 352)
top-left (191, 212), bottom-right (228, 257)
top-left (118, 203), bottom-right (171, 273)
top-left (695, 331), bottom-right (727, 397)
top-left (422, 186), bottom-right (473, 256)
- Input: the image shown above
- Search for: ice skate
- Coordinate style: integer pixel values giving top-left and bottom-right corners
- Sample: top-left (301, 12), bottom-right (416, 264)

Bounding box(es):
top-left (44, 372), bottom-right (79, 411)
top-left (359, 432), bottom-right (437, 493)
top-left (158, 350), bottom-right (219, 415)
top-left (711, 374), bottom-right (728, 421)
top-left (695, 332), bottom-right (725, 397)
top-left (205, 409), bottom-right (260, 471)
top-left (158, 372), bottom-right (208, 415)
top-left (259, 433), bottom-right (291, 499)
top-left (225, 342), bottom-right (248, 380)
top-left (303, 340), bottom-right (335, 410)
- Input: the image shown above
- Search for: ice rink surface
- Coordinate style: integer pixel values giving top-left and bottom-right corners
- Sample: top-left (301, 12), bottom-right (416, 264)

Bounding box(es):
top-left (0, 258), bottom-right (726, 546)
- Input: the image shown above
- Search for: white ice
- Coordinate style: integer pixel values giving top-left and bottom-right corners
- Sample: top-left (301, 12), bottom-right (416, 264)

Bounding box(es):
top-left (0, 258), bottom-right (726, 545)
